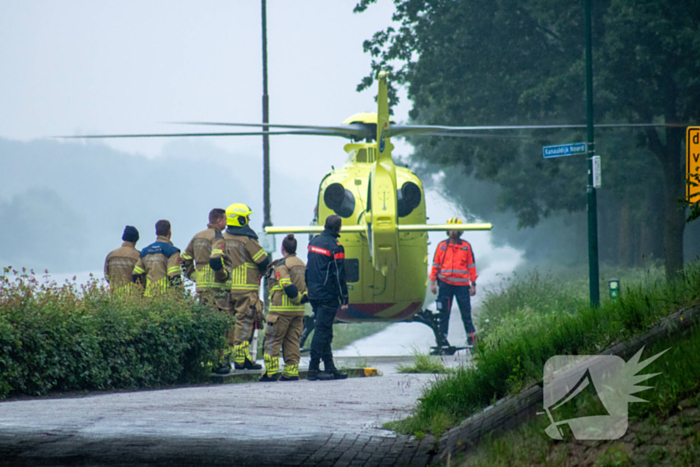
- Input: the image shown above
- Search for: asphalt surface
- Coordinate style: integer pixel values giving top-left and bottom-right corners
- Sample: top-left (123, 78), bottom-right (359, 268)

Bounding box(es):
top-left (0, 360), bottom-right (456, 466)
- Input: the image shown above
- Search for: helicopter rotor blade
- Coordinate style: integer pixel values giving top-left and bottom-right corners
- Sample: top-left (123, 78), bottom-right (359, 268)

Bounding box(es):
top-left (389, 122), bottom-right (688, 137)
top-left (169, 121), bottom-right (371, 140)
top-left (55, 129), bottom-right (354, 139)
top-left (394, 131), bottom-right (533, 139)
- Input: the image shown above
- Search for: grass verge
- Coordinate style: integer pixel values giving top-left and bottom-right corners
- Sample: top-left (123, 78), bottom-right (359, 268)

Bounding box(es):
top-left (458, 321), bottom-right (700, 466)
top-left (390, 261), bottom-right (700, 437)
top-left (397, 350), bottom-right (455, 374)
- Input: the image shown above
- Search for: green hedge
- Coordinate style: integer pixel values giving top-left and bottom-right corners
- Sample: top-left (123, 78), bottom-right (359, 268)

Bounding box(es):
top-left (0, 267), bottom-right (230, 399)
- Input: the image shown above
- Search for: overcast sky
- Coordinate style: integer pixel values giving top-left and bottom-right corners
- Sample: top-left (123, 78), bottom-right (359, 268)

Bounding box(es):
top-left (0, 1), bottom-right (413, 178)
top-left (0, 0), bottom-right (518, 279)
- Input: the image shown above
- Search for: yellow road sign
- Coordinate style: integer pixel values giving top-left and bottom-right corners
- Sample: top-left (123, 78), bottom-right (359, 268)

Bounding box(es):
top-left (688, 127), bottom-right (700, 202)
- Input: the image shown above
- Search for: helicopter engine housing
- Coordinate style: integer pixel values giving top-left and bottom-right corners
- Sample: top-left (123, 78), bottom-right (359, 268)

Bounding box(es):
top-left (324, 182), bottom-right (356, 218)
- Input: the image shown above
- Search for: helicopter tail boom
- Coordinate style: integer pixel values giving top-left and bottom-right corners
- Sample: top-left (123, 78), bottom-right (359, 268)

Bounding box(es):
top-left (263, 223), bottom-right (491, 235)
top-left (264, 225), bottom-right (365, 235)
top-left (398, 223), bottom-right (492, 232)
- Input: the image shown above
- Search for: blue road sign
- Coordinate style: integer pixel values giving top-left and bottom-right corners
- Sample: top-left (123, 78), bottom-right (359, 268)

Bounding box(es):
top-left (543, 142), bottom-right (587, 159)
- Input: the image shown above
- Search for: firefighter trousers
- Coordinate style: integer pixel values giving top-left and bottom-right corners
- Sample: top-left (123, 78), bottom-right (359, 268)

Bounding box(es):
top-left (197, 288), bottom-right (231, 363)
top-left (263, 312), bottom-right (303, 377)
top-left (436, 279), bottom-right (475, 339)
top-left (230, 290), bottom-right (260, 364)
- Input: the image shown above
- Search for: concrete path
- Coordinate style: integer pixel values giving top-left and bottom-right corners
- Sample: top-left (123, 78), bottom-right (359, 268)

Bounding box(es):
top-left (0, 369), bottom-right (442, 466)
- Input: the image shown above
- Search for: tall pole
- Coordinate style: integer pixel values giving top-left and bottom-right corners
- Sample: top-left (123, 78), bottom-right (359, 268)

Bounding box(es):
top-left (261, 0), bottom-right (271, 230)
top-left (585, 0), bottom-right (600, 307)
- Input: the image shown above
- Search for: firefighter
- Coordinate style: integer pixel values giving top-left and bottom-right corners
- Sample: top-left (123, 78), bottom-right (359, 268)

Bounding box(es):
top-left (104, 225), bottom-right (142, 295)
top-left (132, 220), bottom-right (182, 297)
top-left (429, 217), bottom-right (478, 347)
top-left (181, 208), bottom-right (230, 309)
top-left (305, 215), bottom-right (348, 381)
top-left (181, 208), bottom-right (232, 375)
top-left (260, 234), bottom-right (308, 382)
top-left (222, 203), bottom-right (269, 370)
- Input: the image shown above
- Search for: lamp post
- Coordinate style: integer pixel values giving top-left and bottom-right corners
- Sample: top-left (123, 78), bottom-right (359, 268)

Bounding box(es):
top-left (261, 0), bottom-right (271, 232)
top-left (584, 0), bottom-right (600, 308)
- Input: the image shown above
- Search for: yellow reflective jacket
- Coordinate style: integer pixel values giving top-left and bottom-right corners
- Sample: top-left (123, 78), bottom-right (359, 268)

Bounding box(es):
top-left (181, 224), bottom-right (230, 292)
top-left (104, 242), bottom-right (141, 292)
top-left (222, 225), bottom-right (268, 292)
top-left (132, 236), bottom-right (181, 297)
top-left (268, 254), bottom-right (307, 316)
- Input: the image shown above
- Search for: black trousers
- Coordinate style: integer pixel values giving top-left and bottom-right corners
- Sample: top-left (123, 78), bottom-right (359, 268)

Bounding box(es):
top-left (309, 299), bottom-right (338, 369)
top-left (436, 279), bottom-right (475, 338)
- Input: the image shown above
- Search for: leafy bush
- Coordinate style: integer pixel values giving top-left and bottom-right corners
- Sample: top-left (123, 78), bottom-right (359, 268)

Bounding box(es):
top-left (0, 267), bottom-right (230, 399)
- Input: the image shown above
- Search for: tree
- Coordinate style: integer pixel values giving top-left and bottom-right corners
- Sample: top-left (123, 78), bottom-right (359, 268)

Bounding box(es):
top-left (355, 0), bottom-right (700, 279)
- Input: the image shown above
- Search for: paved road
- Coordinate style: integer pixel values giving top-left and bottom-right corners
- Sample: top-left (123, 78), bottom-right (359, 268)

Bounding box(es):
top-left (0, 371), bottom-right (442, 466)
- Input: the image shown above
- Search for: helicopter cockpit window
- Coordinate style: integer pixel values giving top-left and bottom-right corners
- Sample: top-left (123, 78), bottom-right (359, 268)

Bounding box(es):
top-left (324, 182), bottom-right (356, 218)
top-left (346, 148), bottom-right (374, 164)
top-left (344, 258), bottom-right (359, 283)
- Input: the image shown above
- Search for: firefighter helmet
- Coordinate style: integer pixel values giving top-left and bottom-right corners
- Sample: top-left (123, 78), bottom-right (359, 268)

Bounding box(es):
top-left (226, 203), bottom-right (253, 227)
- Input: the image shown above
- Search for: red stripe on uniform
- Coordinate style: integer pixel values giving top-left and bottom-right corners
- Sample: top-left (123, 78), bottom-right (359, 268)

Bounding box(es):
top-left (334, 252), bottom-right (345, 259)
top-left (308, 245), bottom-right (331, 256)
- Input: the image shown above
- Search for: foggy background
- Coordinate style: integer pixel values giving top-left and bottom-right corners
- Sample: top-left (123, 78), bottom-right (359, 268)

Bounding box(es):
top-left (0, 1), bottom-right (516, 288)
top-left (3, 1), bottom-right (694, 289)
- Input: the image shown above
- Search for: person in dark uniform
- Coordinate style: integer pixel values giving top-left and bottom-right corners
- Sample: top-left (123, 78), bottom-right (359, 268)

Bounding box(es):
top-left (305, 215), bottom-right (349, 381)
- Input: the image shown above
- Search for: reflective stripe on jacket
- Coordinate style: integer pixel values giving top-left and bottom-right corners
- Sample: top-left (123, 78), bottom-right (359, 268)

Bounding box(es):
top-left (429, 239), bottom-right (478, 286)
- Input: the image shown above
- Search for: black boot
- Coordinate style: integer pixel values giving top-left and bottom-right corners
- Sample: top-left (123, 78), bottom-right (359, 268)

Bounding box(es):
top-left (307, 359), bottom-right (331, 381)
top-left (234, 357), bottom-right (262, 370)
top-left (213, 362), bottom-right (231, 375)
top-left (324, 360), bottom-right (348, 380)
top-left (259, 372), bottom-right (279, 382)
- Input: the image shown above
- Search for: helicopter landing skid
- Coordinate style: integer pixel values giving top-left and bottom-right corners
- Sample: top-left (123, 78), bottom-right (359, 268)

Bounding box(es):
top-left (411, 309), bottom-right (464, 356)
top-left (297, 310), bottom-right (464, 356)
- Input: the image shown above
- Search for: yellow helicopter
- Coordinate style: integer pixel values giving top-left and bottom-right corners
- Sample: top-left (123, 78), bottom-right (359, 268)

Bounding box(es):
top-left (68, 72), bottom-right (672, 353)
top-left (260, 73), bottom-right (491, 353)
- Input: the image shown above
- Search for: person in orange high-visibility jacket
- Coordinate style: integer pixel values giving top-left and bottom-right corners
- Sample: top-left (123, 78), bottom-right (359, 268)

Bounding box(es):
top-left (429, 217), bottom-right (478, 346)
